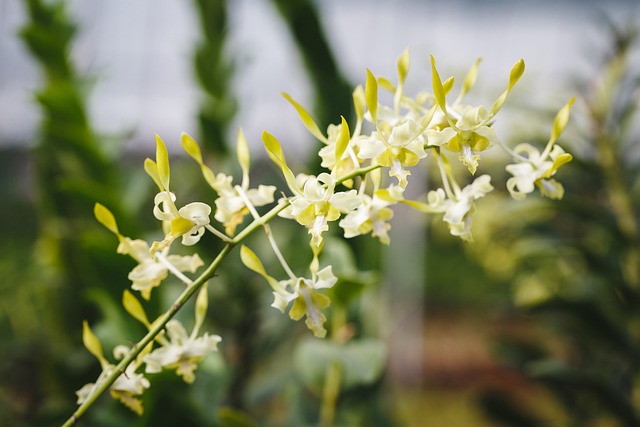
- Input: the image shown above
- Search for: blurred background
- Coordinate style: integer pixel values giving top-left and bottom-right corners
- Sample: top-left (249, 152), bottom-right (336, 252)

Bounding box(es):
top-left (2, 0), bottom-right (640, 426)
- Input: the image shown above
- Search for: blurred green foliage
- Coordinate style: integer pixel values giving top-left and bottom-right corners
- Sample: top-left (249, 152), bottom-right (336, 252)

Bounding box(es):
top-left (271, 0), bottom-right (353, 134)
top-left (2, 1), bottom-right (392, 426)
top-left (464, 18), bottom-right (640, 427)
top-left (6, 1), bottom-right (639, 426)
top-left (193, 0), bottom-right (236, 155)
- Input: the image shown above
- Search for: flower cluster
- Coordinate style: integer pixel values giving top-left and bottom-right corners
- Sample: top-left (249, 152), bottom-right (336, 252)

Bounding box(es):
top-left (76, 324), bottom-right (151, 415)
top-left (264, 51), bottom-right (572, 245)
top-left (76, 50), bottom-right (574, 416)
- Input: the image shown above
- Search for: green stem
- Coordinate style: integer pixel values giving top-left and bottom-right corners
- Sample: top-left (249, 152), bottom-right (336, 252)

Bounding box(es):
top-left (61, 200), bottom-right (289, 426)
top-left (338, 163), bottom-right (381, 185)
top-left (320, 361), bottom-right (342, 427)
top-left (319, 304), bottom-right (346, 426)
top-left (62, 162), bottom-right (378, 426)
top-left (236, 186), bottom-right (296, 280)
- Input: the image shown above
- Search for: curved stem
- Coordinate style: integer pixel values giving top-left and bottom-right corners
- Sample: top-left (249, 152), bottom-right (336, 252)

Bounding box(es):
top-left (155, 252), bottom-right (194, 285)
top-left (319, 304), bottom-right (346, 426)
top-left (61, 200), bottom-right (290, 427)
top-left (495, 137), bottom-right (528, 162)
top-left (433, 149), bottom-right (456, 199)
top-left (236, 186), bottom-right (296, 280)
top-left (62, 163), bottom-right (379, 426)
top-left (320, 362), bottom-right (342, 426)
top-left (338, 163), bottom-right (381, 185)
top-left (205, 223), bottom-right (234, 242)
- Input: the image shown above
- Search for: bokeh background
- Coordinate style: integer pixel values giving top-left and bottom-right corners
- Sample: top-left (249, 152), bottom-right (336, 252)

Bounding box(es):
top-left (2, 0), bottom-right (640, 426)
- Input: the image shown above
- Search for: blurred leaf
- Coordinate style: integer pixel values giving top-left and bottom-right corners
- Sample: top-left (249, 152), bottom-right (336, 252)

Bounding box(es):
top-left (192, 0), bottom-right (236, 155)
top-left (396, 48), bottom-right (410, 87)
top-left (549, 97), bottom-right (575, 145)
top-left (271, 0), bottom-right (352, 132)
top-left (82, 321), bottom-right (106, 367)
top-left (122, 290), bottom-right (149, 329)
top-left (94, 203), bottom-right (120, 236)
top-left (458, 58), bottom-right (482, 100)
top-left (430, 55), bottom-right (447, 111)
top-left (236, 128), bottom-right (250, 184)
top-left (365, 69), bottom-right (378, 123)
top-left (320, 237), bottom-right (376, 305)
top-left (155, 134), bottom-right (171, 191)
top-left (217, 407), bottom-right (256, 427)
top-left (194, 282), bottom-right (209, 334)
top-left (334, 116), bottom-right (350, 167)
top-left (530, 297), bottom-right (640, 361)
top-left (527, 360), bottom-right (640, 425)
top-left (489, 58), bottom-right (525, 116)
top-left (240, 245), bottom-right (280, 291)
top-left (282, 92), bottom-right (326, 142)
top-left (262, 131), bottom-right (299, 195)
top-left (478, 390), bottom-right (544, 427)
top-left (294, 337), bottom-right (387, 394)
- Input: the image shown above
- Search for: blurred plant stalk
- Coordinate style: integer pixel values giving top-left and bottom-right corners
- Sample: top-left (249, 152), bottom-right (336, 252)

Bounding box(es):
top-left (587, 35), bottom-right (640, 288)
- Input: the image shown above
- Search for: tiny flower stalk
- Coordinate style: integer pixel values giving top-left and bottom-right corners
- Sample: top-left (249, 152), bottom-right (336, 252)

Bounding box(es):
top-left (318, 300), bottom-right (352, 427)
top-left (65, 50), bottom-right (575, 425)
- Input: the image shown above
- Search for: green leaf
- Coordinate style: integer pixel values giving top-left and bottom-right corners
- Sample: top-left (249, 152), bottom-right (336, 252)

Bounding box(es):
top-left (194, 282), bottom-right (209, 335)
top-left (319, 236), bottom-right (357, 277)
top-left (397, 48), bottom-right (410, 86)
top-left (122, 290), bottom-right (150, 328)
top-left (321, 237), bottom-right (375, 305)
top-left (341, 339), bottom-right (387, 388)
top-left (94, 203), bottom-right (119, 236)
top-left (155, 134), bottom-right (170, 190)
top-left (294, 338), bottom-right (388, 393)
top-left (181, 133), bottom-right (218, 190)
top-left (282, 92), bottom-right (326, 142)
top-left (334, 116), bottom-right (350, 165)
top-left (82, 321), bottom-right (108, 368)
top-left (459, 58), bottom-right (482, 99)
top-left (442, 76), bottom-right (455, 96)
top-left (508, 58), bottom-right (526, 91)
top-left (549, 97), bottom-right (575, 144)
top-left (329, 277), bottom-right (368, 306)
top-left (262, 131), bottom-right (285, 166)
top-left (181, 132), bottom-right (203, 163)
top-left (262, 131), bottom-right (300, 195)
top-left (236, 128), bottom-right (251, 185)
top-left (365, 68), bottom-right (378, 123)
top-left (419, 104), bottom-right (438, 129)
top-left (489, 59), bottom-right (526, 116)
top-left (430, 55), bottom-right (447, 110)
top-left (352, 85), bottom-right (365, 122)
top-left (377, 77), bottom-right (396, 93)
top-left (240, 245), bottom-right (281, 290)
top-left (200, 164), bottom-right (218, 191)
top-left (489, 92), bottom-right (509, 117)
top-left (217, 407), bottom-right (257, 427)
top-left (144, 158), bottom-right (163, 191)
top-left (293, 339), bottom-right (339, 393)
top-left (543, 153), bottom-right (573, 178)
